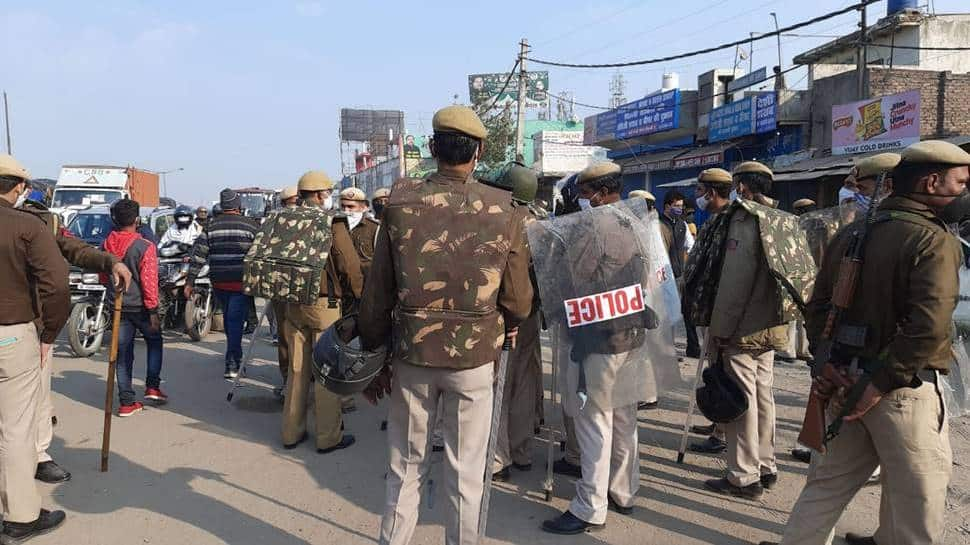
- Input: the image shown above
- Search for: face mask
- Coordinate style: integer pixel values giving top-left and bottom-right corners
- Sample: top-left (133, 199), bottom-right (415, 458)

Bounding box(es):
top-left (729, 189), bottom-right (739, 202)
top-left (13, 185), bottom-right (29, 208)
top-left (695, 195), bottom-right (710, 212)
top-left (670, 207), bottom-right (683, 216)
top-left (346, 211), bottom-right (363, 230)
top-left (938, 190), bottom-right (970, 224)
top-left (578, 198), bottom-right (592, 211)
top-left (323, 195), bottom-right (334, 210)
top-left (372, 202), bottom-right (385, 218)
top-left (838, 187), bottom-right (856, 203)
top-left (853, 192), bottom-right (872, 212)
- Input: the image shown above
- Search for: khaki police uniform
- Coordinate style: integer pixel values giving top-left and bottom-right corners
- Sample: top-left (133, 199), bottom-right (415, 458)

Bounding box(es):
top-left (280, 171), bottom-right (364, 450)
top-left (0, 155), bottom-right (70, 523)
top-left (780, 141), bottom-right (970, 545)
top-left (271, 196), bottom-right (300, 384)
top-left (359, 105), bottom-right (533, 545)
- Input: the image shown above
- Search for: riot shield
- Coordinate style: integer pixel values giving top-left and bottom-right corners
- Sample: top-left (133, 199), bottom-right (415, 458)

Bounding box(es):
top-left (527, 198), bottom-right (682, 416)
top-left (799, 205), bottom-right (853, 267)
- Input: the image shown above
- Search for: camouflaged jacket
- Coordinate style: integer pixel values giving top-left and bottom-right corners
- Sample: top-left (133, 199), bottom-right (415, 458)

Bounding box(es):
top-left (358, 169), bottom-right (534, 369)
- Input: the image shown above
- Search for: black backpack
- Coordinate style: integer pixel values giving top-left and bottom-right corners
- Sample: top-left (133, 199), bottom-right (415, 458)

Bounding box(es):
top-left (696, 351), bottom-right (749, 424)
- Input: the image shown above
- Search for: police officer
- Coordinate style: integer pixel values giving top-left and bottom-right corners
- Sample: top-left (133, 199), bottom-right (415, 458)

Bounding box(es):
top-left (280, 172), bottom-right (362, 453)
top-left (703, 162), bottom-right (788, 500)
top-left (492, 164), bottom-right (545, 482)
top-left (628, 189), bottom-right (656, 211)
top-left (272, 185), bottom-right (299, 392)
top-left (0, 154), bottom-right (70, 543)
top-left (339, 187), bottom-right (379, 293)
top-left (370, 187), bottom-right (391, 222)
top-left (762, 141), bottom-right (970, 545)
top-left (359, 105), bottom-right (533, 545)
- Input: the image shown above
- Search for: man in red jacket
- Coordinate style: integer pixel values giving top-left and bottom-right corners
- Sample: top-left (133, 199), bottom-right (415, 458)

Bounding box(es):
top-left (102, 199), bottom-right (166, 416)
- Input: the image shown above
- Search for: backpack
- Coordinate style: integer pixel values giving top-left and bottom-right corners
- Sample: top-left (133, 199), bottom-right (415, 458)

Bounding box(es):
top-left (243, 206), bottom-right (333, 305)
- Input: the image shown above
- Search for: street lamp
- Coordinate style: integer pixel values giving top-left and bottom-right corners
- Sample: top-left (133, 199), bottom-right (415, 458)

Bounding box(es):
top-left (770, 12), bottom-right (783, 72)
top-left (155, 167), bottom-right (184, 198)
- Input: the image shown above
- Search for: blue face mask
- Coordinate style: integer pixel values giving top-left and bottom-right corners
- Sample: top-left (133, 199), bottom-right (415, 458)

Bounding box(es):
top-left (854, 192), bottom-right (872, 212)
top-left (670, 207), bottom-right (683, 216)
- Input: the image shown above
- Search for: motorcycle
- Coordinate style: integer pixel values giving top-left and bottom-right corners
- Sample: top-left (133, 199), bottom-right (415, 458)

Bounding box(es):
top-left (66, 268), bottom-right (109, 357)
top-left (158, 256), bottom-right (213, 341)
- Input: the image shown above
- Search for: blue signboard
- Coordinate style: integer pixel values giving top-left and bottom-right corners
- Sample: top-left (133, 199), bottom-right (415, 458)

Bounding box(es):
top-left (708, 92), bottom-right (777, 143)
top-left (615, 89), bottom-right (680, 139)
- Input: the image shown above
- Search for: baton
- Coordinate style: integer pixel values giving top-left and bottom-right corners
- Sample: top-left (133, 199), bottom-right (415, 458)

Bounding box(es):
top-left (676, 335), bottom-right (713, 464)
top-left (100, 289), bottom-right (124, 472)
top-left (477, 336), bottom-right (513, 542)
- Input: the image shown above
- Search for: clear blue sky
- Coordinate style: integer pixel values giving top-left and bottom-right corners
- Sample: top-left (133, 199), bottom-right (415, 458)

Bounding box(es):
top-left (2, 0), bottom-right (966, 204)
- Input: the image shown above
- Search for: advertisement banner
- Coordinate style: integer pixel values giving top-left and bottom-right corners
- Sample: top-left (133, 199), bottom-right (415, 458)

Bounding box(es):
top-left (708, 92), bottom-right (777, 143)
top-left (615, 89), bottom-right (680, 139)
top-left (534, 131), bottom-right (608, 174)
top-left (727, 67), bottom-right (767, 93)
top-left (468, 72), bottom-right (549, 109)
top-left (831, 90), bottom-right (920, 155)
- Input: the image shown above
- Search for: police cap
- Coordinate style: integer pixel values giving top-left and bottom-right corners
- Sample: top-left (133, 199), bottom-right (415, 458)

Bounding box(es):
top-left (698, 168), bottom-right (732, 185)
top-left (899, 140), bottom-right (970, 166)
top-left (733, 161), bottom-right (774, 180)
top-left (854, 153), bottom-right (901, 180)
top-left (340, 187), bottom-right (367, 202)
top-left (298, 170), bottom-right (333, 192)
top-left (0, 154), bottom-right (31, 181)
top-left (628, 190), bottom-right (656, 202)
top-left (793, 198), bottom-right (816, 208)
top-left (577, 161), bottom-right (621, 185)
top-left (432, 105), bottom-right (488, 140)
top-left (279, 186), bottom-right (298, 200)
top-left (371, 188), bottom-right (391, 200)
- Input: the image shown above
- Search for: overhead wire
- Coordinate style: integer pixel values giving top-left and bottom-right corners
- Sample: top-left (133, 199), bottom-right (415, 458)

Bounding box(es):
top-left (525, 0), bottom-right (881, 68)
top-left (481, 59), bottom-right (521, 114)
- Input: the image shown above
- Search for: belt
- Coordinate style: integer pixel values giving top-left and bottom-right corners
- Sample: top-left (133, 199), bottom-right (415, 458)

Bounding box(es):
top-left (916, 368), bottom-right (939, 384)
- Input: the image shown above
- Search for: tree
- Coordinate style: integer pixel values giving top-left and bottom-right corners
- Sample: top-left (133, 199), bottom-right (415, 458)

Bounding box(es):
top-left (472, 97), bottom-right (516, 171)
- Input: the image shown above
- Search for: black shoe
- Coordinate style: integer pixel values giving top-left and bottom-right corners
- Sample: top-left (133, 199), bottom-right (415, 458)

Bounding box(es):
top-left (685, 347), bottom-right (701, 358)
top-left (541, 510), bottom-right (604, 535)
top-left (608, 495), bottom-right (633, 515)
top-left (512, 462), bottom-right (532, 471)
top-left (552, 458), bottom-right (582, 479)
top-left (1, 509), bottom-right (66, 543)
top-left (760, 473), bottom-right (778, 490)
top-left (776, 355), bottom-right (797, 364)
top-left (431, 445), bottom-right (444, 453)
top-left (380, 420), bottom-right (387, 431)
top-left (283, 432), bottom-right (308, 450)
top-left (317, 434), bottom-right (356, 454)
top-left (704, 477), bottom-right (764, 500)
top-left (690, 423), bottom-right (716, 435)
top-left (845, 533), bottom-right (877, 545)
top-left (690, 436), bottom-right (727, 454)
top-left (758, 542), bottom-right (779, 545)
top-left (492, 467), bottom-right (511, 482)
top-left (791, 447), bottom-right (812, 464)
top-left (34, 461), bottom-right (71, 484)
top-left (637, 400), bottom-right (659, 410)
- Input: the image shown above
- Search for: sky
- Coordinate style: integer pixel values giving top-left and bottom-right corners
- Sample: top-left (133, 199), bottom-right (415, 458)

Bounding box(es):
top-left (2, 0), bottom-right (966, 204)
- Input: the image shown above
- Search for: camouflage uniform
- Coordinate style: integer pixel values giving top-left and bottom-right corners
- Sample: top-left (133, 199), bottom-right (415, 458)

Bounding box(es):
top-left (359, 168), bottom-right (533, 545)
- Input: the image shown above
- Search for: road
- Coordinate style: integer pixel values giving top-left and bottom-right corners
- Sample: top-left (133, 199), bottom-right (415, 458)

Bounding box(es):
top-left (31, 324), bottom-right (970, 545)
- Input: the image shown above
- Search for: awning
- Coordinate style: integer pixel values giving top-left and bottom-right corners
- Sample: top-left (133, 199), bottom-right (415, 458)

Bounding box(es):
top-left (667, 142), bottom-right (731, 171)
top-left (657, 177), bottom-right (698, 188)
top-left (617, 147), bottom-right (688, 174)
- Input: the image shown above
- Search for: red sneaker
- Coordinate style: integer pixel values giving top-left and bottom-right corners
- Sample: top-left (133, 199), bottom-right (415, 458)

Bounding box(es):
top-left (145, 387), bottom-right (168, 403)
top-left (118, 402), bottom-right (144, 417)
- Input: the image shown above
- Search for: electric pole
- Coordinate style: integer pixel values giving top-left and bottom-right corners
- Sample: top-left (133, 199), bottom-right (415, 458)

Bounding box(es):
top-left (3, 91), bottom-right (11, 154)
top-left (515, 38), bottom-right (529, 162)
top-left (770, 13), bottom-right (783, 71)
top-left (857, 4), bottom-right (868, 100)
top-left (748, 33), bottom-right (755, 73)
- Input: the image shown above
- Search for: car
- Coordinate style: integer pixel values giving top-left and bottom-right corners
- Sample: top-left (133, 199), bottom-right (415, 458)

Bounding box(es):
top-left (142, 206), bottom-right (176, 240)
top-left (66, 205), bottom-right (114, 248)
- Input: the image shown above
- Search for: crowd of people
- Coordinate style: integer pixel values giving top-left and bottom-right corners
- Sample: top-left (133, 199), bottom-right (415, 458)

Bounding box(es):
top-left (1, 104), bottom-right (969, 545)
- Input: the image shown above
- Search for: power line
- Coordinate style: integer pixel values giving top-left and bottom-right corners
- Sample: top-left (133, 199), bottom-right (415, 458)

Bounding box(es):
top-left (533, 0), bottom-right (654, 47)
top-left (880, 44), bottom-right (970, 51)
top-left (481, 59), bottom-right (521, 113)
top-left (526, 0), bottom-right (880, 69)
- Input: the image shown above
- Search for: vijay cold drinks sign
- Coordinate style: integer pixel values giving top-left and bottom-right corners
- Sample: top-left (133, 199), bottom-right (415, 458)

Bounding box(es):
top-left (831, 90), bottom-right (920, 156)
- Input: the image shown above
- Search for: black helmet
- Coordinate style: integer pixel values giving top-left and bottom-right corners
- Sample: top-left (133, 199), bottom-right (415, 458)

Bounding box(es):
top-left (174, 205), bottom-right (194, 227)
top-left (312, 314), bottom-right (388, 396)
top-left (695, 353), bottom-right (748, 424)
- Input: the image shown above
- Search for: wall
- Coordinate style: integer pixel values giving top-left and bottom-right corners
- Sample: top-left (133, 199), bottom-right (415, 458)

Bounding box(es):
top-left (808, 70), bottom-right (860, 150)
top-left (920, 15), bottom-right (970, 74)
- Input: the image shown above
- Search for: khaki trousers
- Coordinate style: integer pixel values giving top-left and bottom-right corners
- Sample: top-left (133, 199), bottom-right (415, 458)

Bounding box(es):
top-left (36, 349), bottom-right (53, 463)
top-left (281, 301), bottom-right (342, 449)
top-left (494, 312), bottom-right (542, 472)
top-left (380, 362), bottom-right (494, 545)
top-left (723, 347), bottom-right (777, 487)
top-left (272, 301), bottom-right (290, 383)
top-left (781, 378), bottom-right (952, 545)
top-left (0, 323), bottom-right (42, 523)
top-left (779, 321), bottom-right (811, 360)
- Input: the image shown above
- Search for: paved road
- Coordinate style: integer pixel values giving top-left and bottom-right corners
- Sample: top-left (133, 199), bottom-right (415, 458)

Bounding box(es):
top-left (30, 325), bottom-right (970, 545)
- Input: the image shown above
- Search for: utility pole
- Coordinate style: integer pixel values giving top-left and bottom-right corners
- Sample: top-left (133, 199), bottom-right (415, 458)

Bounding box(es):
top-left (515, 38), bottom-right (529, 163)
top-left (3, 91), bottom-right (11, 154)
top-left (856, 4), bottom-right (868, 100)
top-left (770, 13), bottom-right (783, 71)
top-left (748, 33), bottom-right (755, 73)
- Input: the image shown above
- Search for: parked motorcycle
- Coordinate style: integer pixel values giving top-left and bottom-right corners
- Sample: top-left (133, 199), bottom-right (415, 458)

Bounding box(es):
top-left (158, 256), bottom-right (213, 341)
top-left (66, 268), bottom-right (109, 357)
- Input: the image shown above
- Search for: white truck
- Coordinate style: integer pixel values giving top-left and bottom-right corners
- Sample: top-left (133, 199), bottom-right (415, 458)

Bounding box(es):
top-left (51, 165), bottom-right (159, 225)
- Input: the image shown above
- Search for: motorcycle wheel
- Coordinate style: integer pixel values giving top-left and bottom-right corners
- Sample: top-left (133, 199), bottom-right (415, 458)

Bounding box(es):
top-left (184, 292), bottom-right (213, 341)
top-left (67, 302), bottom-right (105, 357)
top-left (211, 297), bottom-right (224, 332)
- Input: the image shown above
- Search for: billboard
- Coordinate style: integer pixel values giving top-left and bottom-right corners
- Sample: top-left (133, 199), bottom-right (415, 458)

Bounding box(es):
top-left (339, 109), bottom-right (405, 149)
top-left (534, 130), bottom-right (608, 174)
top-left (614, 89), bottom-right (680, 140)
top-left (727, 67), bottom-right (767, 93)
top-left (468, 72), bottom-right (549, 109)
top-left (831, 90), bottom-right (920, 155)
top-left (708, 92), bottom-right (777, 143)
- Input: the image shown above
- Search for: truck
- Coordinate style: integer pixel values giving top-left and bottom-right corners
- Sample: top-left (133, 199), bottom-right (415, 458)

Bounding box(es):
top-left (51, 165), bottom-right (160, 225)
top-left (234, 187), bottom-right (279, 219)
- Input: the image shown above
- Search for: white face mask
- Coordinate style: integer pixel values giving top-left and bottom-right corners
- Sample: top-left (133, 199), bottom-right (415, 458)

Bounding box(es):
top-left (14, 185), bottom-right (29, 208)
top-left (323, 195), bottom-right (334, 210)
top-left (729, 189), bottom-right (739, 202)
top-left (695, 195), bottom-right (710, 212)
top-left (838, 186), bottom-right (857, 203)
top-left (578, 198), bottom-right (592, 211)
top-left (346, 211), bottom-right (363, 230)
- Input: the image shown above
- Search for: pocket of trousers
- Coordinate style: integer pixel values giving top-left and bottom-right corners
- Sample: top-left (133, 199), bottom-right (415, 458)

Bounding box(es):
top-left (886, 386), bottom-right (943, 453)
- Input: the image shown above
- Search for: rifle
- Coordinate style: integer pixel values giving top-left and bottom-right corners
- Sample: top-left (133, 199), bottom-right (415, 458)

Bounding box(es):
top-left (798, 173), bottom-right (886, 453)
